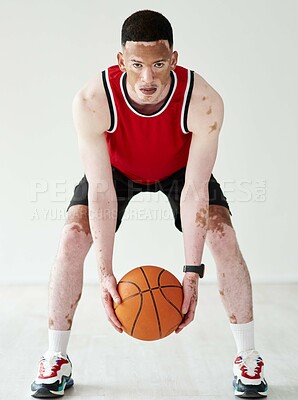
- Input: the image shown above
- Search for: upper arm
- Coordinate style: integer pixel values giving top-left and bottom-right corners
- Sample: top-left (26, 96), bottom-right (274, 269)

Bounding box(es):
top-left (72, 77), bottom-right (113, 192)
top-left (185, 73), bottom-right (224, 188)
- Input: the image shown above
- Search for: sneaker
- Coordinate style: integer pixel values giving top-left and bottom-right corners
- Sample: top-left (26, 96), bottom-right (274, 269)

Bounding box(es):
top-left (31, 351), bottom-right (74, 398)
top-left (233, 350), bottom-right (268, 398)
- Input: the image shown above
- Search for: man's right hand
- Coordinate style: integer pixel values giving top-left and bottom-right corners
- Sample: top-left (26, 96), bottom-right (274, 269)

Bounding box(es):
top-left (100, 273), bottom-right (123, 333)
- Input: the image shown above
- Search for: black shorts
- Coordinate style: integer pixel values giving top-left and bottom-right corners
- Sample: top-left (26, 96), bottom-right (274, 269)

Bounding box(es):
top-left (67, 166), bottom-right (231, 232)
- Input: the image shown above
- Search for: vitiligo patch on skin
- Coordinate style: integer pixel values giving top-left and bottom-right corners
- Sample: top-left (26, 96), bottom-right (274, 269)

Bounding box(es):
top-left (212, 221), bottom-right (226, 238)
top-left (208, 121), bottom-right (218, 134)
top-left (230, 313), bottom-right (237, 324)
top-left (70, 222), bottom-right (90, 236)
top-left (195, 207), bottom-right (208, 228)
top-left (66, 205), bottom-right (90, 235)
top-left (208, 206), bottom-right (233, 238)
top-left (126, 40), bottom-right (171, 50)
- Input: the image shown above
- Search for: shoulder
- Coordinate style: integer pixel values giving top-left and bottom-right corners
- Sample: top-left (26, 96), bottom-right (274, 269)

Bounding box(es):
top-left (72, 72), bottom-right (110, 133)
top-left (188, 71), bottom-right (224, 134)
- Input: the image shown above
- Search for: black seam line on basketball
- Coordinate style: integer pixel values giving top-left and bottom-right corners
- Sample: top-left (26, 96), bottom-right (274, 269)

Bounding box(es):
top-left (119, 280), bottom-right (181, 290)
top-left (140, 267), bottom-right (162, 338)
top-left (114, 280), bottom-right (143, 311)
top-left (116, 280), bottom-right (144, 336)
top-left (116, 283), bottom-right (182, 305)
top-left (158, 270), bottom-right (183, 319)
top-left (131, 289), bottom-right (144, 337)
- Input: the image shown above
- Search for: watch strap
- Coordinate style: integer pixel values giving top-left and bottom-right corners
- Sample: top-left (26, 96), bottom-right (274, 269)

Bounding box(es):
top-left (183, 264), bottom-right (205, 278)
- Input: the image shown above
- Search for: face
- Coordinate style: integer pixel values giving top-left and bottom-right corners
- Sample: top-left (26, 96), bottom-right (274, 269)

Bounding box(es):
top-left (117, 40), bottom-right (178, 105)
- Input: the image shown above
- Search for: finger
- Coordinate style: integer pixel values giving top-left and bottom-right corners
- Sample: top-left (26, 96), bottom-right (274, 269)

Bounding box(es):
top-left (175, 310), bottom-right (195, 333)
top-left (182, 296), bottom-right (191, 315)
top-left (108, 316), bottom-right (123, 333)
top-left (102, 292), bottom-right (123, 329)
top-left (109, 287), bottom-right (121, 304)
top-left (105, 301), bottom-right (123, 329)
top-left (182, 292), bottom-right (191, 314)
top-left (176, 298), bottom-right (197, 333)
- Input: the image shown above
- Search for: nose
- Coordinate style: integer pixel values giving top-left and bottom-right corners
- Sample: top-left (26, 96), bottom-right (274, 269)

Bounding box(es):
top-left (141, 67), bottom-right (154, 84)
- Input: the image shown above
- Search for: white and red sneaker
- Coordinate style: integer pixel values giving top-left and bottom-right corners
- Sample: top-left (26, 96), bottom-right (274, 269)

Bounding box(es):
top-left (233, 350), bottom-right (268, 398)
top-left (31, 351), bottom-right (73, 398)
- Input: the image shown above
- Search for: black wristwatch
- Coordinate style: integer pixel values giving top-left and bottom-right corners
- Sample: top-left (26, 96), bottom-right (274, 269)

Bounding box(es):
top-left (183, 264), bottom-right (205, 278)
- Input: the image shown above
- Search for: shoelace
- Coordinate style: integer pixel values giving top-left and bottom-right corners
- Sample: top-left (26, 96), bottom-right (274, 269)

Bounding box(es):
top-left (238, 350), bottom-right (261, 376)
top-left (41, 352), bottom-right (64, 375)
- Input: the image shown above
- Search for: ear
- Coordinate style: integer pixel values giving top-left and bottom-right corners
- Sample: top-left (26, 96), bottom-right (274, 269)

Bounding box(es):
top-left (170, 51), bottom-right (178, 70)
top-left (117, 52), bottom-right (126, 72)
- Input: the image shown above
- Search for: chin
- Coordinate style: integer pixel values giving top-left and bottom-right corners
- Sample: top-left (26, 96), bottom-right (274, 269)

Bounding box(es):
top-left (136, 91), bottom-right (160, 104)
top-left (139, 97), bottom-right (156, 104)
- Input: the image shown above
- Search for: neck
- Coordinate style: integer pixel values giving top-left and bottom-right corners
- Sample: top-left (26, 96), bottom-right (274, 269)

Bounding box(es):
top-left (128, 97), bottom-right (168, 115)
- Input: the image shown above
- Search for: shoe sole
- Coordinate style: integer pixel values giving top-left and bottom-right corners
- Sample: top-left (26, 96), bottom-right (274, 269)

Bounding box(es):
top-left (234, 389), bottom-right (267, 398)
top-left (233, 378), bottom-right (268, 398)
top-left (31, 378), bottom-right (74, 398)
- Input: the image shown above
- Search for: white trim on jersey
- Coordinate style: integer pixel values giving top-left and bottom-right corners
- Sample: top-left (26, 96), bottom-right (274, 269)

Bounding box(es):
top-left (105, 69), bottom-right (118, 133)
top-left (181, 69), bottom-right (192, 134)
top-left (120, 71), bottom-right (178, 118)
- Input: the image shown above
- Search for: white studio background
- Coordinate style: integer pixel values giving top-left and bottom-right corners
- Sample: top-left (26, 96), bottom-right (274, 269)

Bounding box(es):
top-left (0, 0), bottom-right (297, 285)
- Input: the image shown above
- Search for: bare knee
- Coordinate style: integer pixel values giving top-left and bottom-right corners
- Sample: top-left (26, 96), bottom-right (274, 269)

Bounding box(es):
top-left (57, 206), bottom-right (92, 260)
top-left (66, 205), bottom-right (90, 235)
top-left (206, 205), bottom-right (240, 259)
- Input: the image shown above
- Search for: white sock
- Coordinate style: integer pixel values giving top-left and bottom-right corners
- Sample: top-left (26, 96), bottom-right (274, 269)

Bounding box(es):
top-left (48, 330), bottom-right (71, 355)
top-left (230, 320), bottom-right (255, 354)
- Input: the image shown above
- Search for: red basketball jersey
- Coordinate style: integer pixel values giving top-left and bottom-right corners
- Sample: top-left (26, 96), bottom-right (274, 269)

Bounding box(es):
top-left (102, 65), bottom-right (194, 184)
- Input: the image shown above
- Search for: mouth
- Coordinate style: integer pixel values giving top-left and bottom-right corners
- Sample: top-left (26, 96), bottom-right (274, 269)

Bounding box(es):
top-left (139, 87), bottom-right (157, 96)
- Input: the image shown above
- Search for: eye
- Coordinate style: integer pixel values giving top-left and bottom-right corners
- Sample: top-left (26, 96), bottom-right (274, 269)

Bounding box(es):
top-left (132, 63), bottom-right (143, 69)
top-left (154, 62), bottom-right (165, 68)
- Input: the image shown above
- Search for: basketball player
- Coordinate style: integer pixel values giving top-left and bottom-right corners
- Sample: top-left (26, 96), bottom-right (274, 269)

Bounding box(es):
top-left (31, 10), bottom-right (268, 399)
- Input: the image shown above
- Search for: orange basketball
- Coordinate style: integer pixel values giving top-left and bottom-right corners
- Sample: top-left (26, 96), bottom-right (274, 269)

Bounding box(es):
top-left (114, 265), bottom-right (183, 341)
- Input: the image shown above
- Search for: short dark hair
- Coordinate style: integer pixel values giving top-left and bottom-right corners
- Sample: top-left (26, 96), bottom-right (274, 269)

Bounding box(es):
top-left (121, 10), bottom-right (173, 49)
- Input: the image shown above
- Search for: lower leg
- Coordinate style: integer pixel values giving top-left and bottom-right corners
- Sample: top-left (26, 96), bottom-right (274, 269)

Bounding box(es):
top-left (48, 206), bottom-right (92, 351)
top-left (206, 206), bottom-right (254, 352)
top-left (215, 248), bottom-right (253, 325)
top-left (206, 206), bottom-right (267, 395)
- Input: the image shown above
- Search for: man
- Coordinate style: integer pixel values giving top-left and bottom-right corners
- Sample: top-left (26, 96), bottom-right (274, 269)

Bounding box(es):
top-left (31, 10), bottom-right (268, 399)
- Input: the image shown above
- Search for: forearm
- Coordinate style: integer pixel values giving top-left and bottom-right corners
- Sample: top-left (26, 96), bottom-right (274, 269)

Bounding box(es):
top-left (88, 187), bottom-right (117, 277)
top-left (180, 186), bottom-right (209, 265)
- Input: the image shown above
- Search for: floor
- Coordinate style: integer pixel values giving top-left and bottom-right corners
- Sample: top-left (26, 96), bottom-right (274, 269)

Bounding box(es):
top-left (1, 283), bottom-right (297, 400)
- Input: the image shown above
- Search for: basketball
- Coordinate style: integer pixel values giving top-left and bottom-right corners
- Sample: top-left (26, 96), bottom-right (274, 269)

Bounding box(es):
top-left (114, 265), bottom-right (184, 341)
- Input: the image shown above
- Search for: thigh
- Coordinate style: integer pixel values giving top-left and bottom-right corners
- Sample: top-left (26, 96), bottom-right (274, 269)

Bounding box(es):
top-left (208, 174), bottom-right (232, 215)
top-left (67, 169), bottom-right (142, 232)
top-left (161, 170), bottom-right (232, 232)
top-left (208, 204), bottom-right (233, 231)
top-left (67, 175), bottom-right (89, 211)
top-left (112, 168), bottom-right (143, 230)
